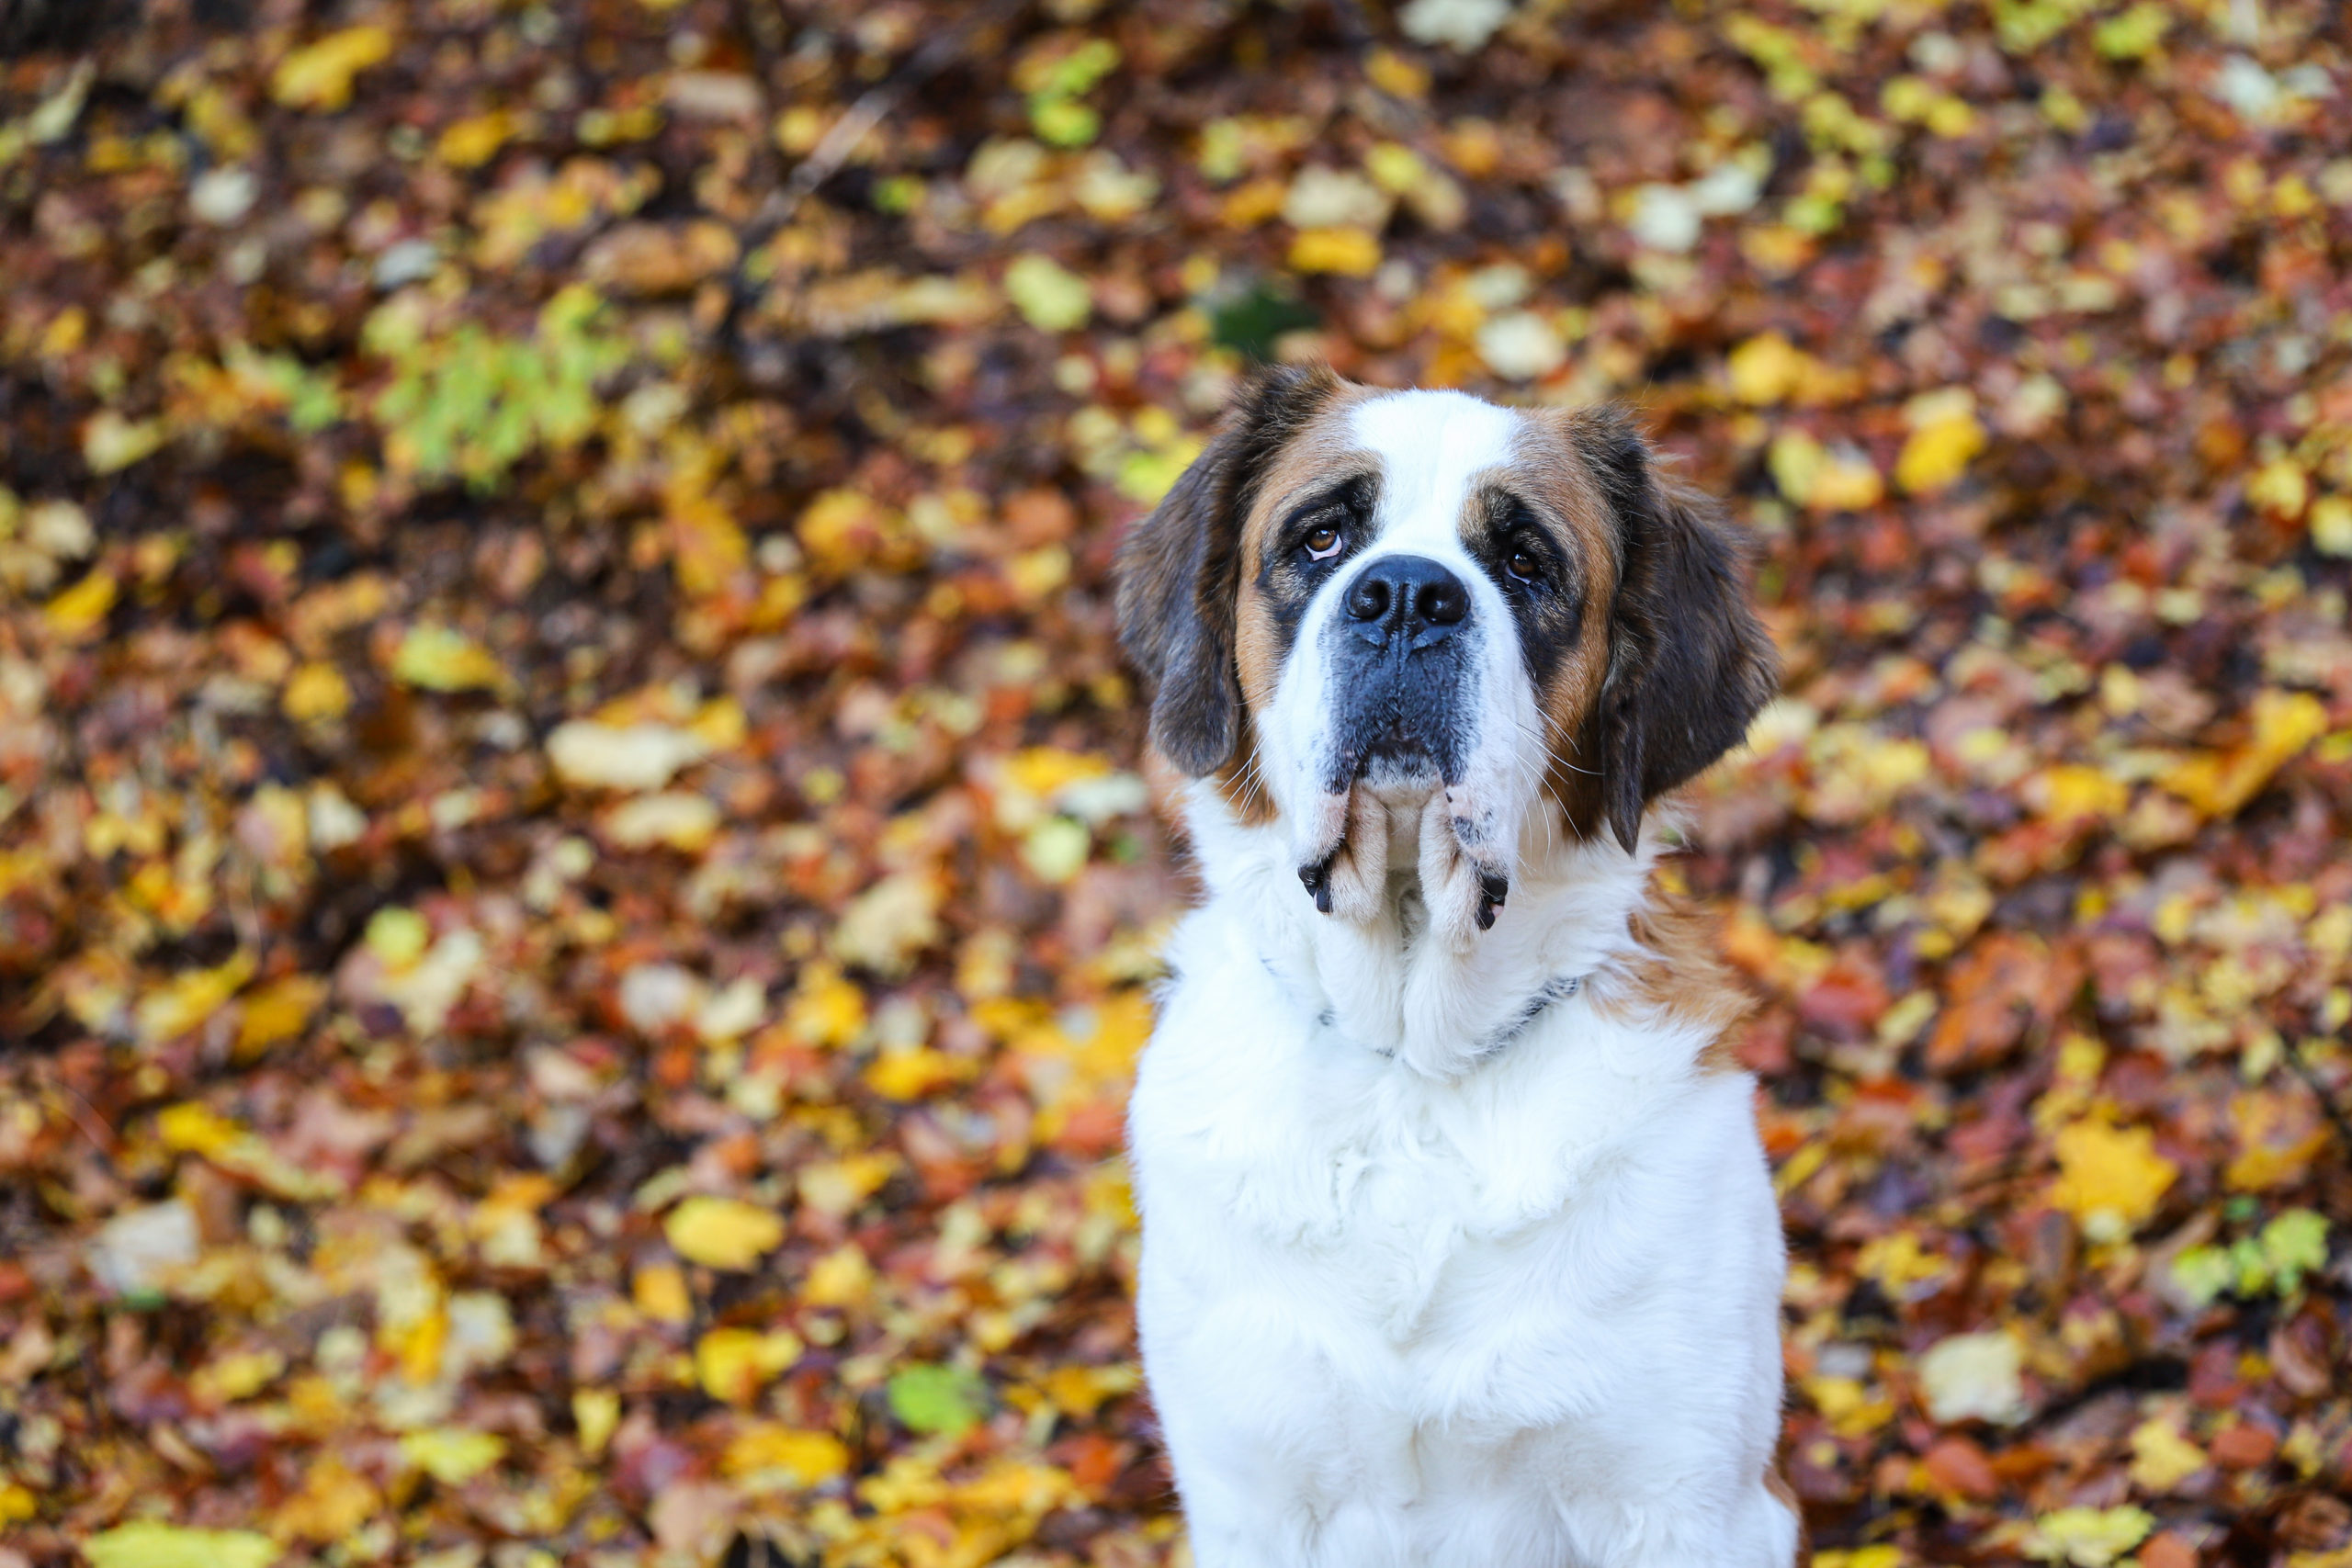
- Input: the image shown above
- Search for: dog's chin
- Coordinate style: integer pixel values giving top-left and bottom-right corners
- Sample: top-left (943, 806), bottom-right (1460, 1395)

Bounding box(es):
top-left (1294, 753), bottom-right (1511, 952)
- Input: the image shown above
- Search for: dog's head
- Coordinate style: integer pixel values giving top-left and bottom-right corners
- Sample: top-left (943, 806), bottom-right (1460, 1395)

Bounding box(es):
top-left (1116, 366), bottom-right (1776, 947)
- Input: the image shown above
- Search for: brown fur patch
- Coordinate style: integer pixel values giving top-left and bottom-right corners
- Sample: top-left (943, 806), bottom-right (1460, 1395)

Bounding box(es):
top-left (1545, 405), bottom-right (1779, 851)
top-left (1499, 409), bottom-right (1632, 836)
top-left (1114, 365), bottom-right (1349, 780)
top-left (1228, 385), bottom-right (1380, 712)
top-left (1600, 869), bottom-right (1757, 1071)
top-left (1765, 1467), bottom-right (1810, 1563)
top-left (1199, 386), bottom-right (1381, 834)
top-left (1209, 726), bottom-right (1277, 826)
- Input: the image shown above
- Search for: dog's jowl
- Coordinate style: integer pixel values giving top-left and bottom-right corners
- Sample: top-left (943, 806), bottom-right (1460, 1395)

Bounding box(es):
top-left (1115, 367), bottom-right (1794, 1567)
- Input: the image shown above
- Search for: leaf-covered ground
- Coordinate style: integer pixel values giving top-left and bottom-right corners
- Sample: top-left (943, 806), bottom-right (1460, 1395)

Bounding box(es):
top-left (3, 1), bottom-right (2351, 1564)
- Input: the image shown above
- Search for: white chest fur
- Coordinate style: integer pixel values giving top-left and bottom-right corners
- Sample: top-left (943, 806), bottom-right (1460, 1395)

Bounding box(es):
top-left (1127, 880), bottom-right (1799, 1568)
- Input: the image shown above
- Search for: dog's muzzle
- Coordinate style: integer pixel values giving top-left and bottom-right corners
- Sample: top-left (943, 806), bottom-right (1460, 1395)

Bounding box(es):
top-left (1321, 553), bottom-right (1474, 790)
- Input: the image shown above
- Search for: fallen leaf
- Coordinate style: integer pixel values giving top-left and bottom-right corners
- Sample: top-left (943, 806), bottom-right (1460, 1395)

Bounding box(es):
top-left (272, 25), bottom-right (396, 111)
top-left (82, 1523), bottom-right (281, 1568)
top-left (664, 1197), bottom-right (785, 1270)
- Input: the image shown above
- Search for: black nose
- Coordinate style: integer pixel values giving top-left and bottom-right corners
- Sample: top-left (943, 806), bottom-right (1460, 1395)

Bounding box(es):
top-left (1344, 555), bottom-right (1468, 646)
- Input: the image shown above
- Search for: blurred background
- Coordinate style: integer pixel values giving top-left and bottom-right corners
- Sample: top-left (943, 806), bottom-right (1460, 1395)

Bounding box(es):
top-left (2, 0), bottom-right (2350, 1564)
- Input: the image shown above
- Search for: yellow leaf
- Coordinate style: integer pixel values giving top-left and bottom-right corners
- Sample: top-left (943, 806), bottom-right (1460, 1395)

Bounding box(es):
top-left (2127, 1416), bottom-right (2207, 1493)
top-left (2025, 1505), bottom-right (2153, 1567)
top-left (236, 976), bottom-right (326, 1057)
top-left (695, 1325), bottom-right (804, 1404)
top-left (397, 1427), bottom-right (506, 1484)
top-left (1288, 226), bottom-right (1382, 276)
top-left (282, 660), bottom-right (352, 721)
top-left (392, 625), bottom-right (504, 692)
top-left (1364, 48), bottom-right (1430, 99)
top-left (188, 1348), bottom-right (284, 1404)
top-left (2160, 690), bottom-right (2329, 818)
top-left (1219, 176), bottom-right (1290, 228)
top-left (2311, 494), bottom-right (2352, 557)
top-left (796, 488), bottom-right (907, 577)
top-left (1769, 429), bottom-right (1883, 513)
top-left (2050, 1119), bottom-right (2177, 1240)
top-left (573, 1388), bottom-right (620, 1455)
top-left (783, 964), bottom-right (866, 1047)
top-left (797, 1153), bottom-right (896, 1217)
top-left (2246, 457), bottom-right (2309, 519)
top-left (944, 1458), bottom-right (1085, 1517)
top-left (1895, 388), bottom-right (1986, 495)
top-left (2027, 764), bottom-right (2128, 823)
top-left (864, 1046), bottom-right (973, 1101)
top-left (82, 412), bottom-right (166, 474)
top-left (156, 1101), bottom-right (243, 1157)
top-left (601, 792), bottom-right (720, 852)
top-left (801, 1243), bottom-right (873, 1308)
top-left (721, 1424), bottom-right (849, 1486)
top-left (664, 470), bottom-right (749, 598)
top-left (1728, 332), bottom-right (1803, 405)
top-left (1800, 1373), bottom-right (1896, 1438)
top-left (1854, 1231), bottom-right (1951, 1298)
top-left (632, 1260), bottom-right (693, 1324)
top-left (135, 952), bottom-right (256, 1045)
top-left (276, 1453), bottom-right (381, 1544)
top-left (435, 110), bottom-right (517, 168)
top-left (365, 906), bottom-right (430, 969)
top-left (82, 1522), bottom-right (281, 1568)
top-left (272, 25), bottom-right (396, 112)
top-left (1003, 746), bottom-right (1114, 801)
top-left (664, 1196), bottom-right (785, 1269)
top-left (44, 567), bottom-right (118, 640)
top-left (1041, 1362), bottom-right (1140, 1419)
top-left (2223, 1089), bottom-right (2330, 1191)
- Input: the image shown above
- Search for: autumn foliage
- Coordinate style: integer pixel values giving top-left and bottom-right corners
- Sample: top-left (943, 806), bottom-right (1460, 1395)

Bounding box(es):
top-left (2, 1), bottom-right (2350, 1565)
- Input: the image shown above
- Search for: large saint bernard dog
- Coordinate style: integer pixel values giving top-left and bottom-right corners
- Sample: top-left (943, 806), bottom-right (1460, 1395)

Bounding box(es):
top-left (1114, 367), bottom-right (1795, 1567)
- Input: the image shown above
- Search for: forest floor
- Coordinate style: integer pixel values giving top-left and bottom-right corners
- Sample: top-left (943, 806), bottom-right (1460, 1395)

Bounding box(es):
top-left (3, 1), bottom-right (2351, 1564)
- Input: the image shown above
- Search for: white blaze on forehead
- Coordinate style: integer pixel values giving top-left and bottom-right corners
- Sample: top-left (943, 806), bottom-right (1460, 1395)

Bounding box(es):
top-left (1348, 389), bottom-right (1521, 544)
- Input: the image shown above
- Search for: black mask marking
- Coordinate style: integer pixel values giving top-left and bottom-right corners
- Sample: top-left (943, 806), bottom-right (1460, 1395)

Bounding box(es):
top-left (1462, 485), bottom-right (1586, 694)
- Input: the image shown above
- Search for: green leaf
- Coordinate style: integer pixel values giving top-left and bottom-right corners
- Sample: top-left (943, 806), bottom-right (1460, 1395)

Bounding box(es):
top-left (1207, 280), bottom-right (1319, 363)
top-left (2259, 1209), bottom-right (2329, 1293)
top-left (887, 1363), bottom-right (988, 1437)
top-left (2170, 1245), bottom-right (2233, 1306)
top-left (1004, 255), bottom-right (1091, 333)
top-left (1030, 96), bottom-right (1100, 149)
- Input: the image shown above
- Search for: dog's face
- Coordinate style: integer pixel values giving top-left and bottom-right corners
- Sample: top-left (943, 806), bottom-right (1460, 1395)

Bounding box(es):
top-left (1117, 367), bottom-right (1775, 948)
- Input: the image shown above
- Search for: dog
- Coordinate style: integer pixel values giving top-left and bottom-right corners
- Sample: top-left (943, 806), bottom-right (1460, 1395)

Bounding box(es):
top-left (1114, 366), bottom-right (1795, 1567)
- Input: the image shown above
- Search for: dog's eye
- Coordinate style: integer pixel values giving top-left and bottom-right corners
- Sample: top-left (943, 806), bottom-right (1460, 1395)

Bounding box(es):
top-left (1507, 548), bottom-right (1541, 581)
top-left (1305, 525), bottom-right (1345, 561)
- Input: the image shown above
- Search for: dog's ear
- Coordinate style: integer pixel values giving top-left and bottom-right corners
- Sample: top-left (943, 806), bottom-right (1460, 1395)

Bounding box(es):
top-left (1114, 364), bottom-right (1342, 776)
top-left (1575, 409), bottom-right (1779, 852)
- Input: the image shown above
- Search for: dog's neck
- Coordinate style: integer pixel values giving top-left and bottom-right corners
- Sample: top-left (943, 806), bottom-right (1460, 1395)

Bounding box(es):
top-left (1181, 782), bottom-right (1659, 1079)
